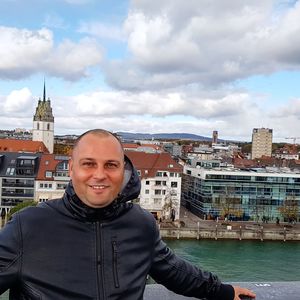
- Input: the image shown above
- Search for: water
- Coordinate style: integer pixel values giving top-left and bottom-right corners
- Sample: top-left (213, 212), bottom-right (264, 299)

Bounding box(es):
top-left (165, 239), bottom-right (300, 282)
top-left (1, 240), bottom-right (299, 299)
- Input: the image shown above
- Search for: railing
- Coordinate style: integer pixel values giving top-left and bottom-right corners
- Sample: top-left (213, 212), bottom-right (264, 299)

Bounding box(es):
top-left (1, 282), bottom-right (299, 299)
top-left (143, 282), bottom-right (300, 300)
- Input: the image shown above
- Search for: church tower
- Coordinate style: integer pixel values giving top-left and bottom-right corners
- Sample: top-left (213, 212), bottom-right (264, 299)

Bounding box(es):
top-left (32, 82), bottom-right (54, 153)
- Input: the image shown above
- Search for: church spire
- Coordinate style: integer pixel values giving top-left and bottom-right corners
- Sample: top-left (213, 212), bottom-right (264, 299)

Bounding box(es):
top-left (43, 78), bottom-right (46, 102)
top-left (33, 81), bottom-right (54, 122)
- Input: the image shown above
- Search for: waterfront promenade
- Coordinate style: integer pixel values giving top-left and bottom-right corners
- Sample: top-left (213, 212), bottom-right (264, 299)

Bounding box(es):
top-left (159, 207), bottom-right (300, 241)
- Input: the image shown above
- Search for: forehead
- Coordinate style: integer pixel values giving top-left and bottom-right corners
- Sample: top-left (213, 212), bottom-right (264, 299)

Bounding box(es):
top-left (73, 133), bottom-right (124, 160)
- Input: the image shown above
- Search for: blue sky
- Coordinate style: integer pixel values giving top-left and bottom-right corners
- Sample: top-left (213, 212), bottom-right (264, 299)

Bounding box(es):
top-left (1, 0), bottom-right (300, 142)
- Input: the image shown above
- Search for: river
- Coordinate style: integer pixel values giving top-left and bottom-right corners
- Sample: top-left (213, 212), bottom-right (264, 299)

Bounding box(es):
top-left (0, 239), bottom-right (299, 299)
top-left (164, 239), bottom-right (300, 282)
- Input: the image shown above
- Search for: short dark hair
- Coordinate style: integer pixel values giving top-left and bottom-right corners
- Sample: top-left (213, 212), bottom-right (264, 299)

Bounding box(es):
top-left (72, 129), bottom-right (124, 156)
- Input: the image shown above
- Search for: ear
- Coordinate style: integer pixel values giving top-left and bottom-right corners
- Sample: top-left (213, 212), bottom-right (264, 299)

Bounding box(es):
top-left (68, 159), bottom-right (73, 178)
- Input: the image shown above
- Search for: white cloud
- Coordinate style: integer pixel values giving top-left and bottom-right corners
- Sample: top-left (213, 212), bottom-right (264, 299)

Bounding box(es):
top-left (2, 88), bottom-right (33, 114)
top-left (105, 0), bottom-right (300, 90)
top-left (0, 26), bottom-right (103, 81)
top-left (78, 21), bottom-right (125, 41)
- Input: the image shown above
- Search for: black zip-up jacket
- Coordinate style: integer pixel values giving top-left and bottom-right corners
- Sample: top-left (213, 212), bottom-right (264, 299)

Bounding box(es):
top-left (0, 156), bottom-right (234, 300)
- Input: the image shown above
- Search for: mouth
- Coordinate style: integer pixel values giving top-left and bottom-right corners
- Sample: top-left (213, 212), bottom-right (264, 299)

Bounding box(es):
top-left (89, 184), bottom-right (109, 190)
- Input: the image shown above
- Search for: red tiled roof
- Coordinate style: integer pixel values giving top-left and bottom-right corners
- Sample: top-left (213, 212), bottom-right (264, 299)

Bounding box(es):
top-left (122, 143), bottom-right (139, 149)
top-left (36, 153), bottom-right (69, 180)
top-left (125, 151), bottom-right (182, 178)
top-left (0, 139), bottom-right (49, 153)
top-left (122, 143), bottom-right (162, 151)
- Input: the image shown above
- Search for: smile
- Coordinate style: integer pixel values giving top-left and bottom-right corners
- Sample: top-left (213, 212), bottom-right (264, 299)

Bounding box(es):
top-left (89, 185), bottom-right (108, 190)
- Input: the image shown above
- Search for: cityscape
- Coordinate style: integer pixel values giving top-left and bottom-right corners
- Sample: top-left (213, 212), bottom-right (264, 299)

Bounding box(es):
top-left (1, 1), bottom-right (300, 298)
top-left (0, 89), bottom-right (299, 228)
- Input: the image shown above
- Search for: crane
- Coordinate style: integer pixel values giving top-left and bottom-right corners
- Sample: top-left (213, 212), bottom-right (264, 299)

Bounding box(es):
top-left (285, 137), bottom-right (300, 145)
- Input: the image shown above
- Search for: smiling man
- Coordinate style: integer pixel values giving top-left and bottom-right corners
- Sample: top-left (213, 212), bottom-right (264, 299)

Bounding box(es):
top-left (0, 129), bottom-right (255, 300)
top-left (69, 130), bottom-right (125, 208)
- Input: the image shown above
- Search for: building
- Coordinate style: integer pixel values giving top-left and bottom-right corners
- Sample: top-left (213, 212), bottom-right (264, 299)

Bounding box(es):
top-left (251, 128), bottom-right (273, 159)
top-left (126, 151), bottom-right (183, 220)
top-left (35, 154), bottom-right (69, 203)
top-left (32, 83), bottom-right (54, 154)
top-left (181, 165), bottom-right (300, 221)
top-left (212, 130), bottom-right (218, 144)
top-left (0, 139), bottom-right (48, 153)
top-left (0, 152), bottom-right (42, 216)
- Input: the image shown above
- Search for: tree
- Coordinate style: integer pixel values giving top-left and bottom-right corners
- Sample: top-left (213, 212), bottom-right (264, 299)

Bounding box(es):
top-left (278, 197), bottom-right (299, 222)
top-left (7, 201), bottom-right (37, 220)
top-left (162, 189), bottom-right (179, 221)
top-left (215, 186), bottom-right (243, 220)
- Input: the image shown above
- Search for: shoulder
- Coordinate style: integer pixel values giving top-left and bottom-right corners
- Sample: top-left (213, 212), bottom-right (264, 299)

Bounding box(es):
top-left (130, 204), bottom-right (156, 222)
top-left (123, 204), bottom-right (158, 233)
top-left (14, 198), bottom-right (64, 226)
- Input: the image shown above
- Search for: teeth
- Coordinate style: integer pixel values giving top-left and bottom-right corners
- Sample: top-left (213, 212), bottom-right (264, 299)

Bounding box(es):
top-left (91, 185), bottom-right (106, 189)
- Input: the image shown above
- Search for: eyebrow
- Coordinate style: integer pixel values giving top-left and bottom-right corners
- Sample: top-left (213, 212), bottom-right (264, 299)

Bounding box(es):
top-left (79, 158), bottom-right (122, 163)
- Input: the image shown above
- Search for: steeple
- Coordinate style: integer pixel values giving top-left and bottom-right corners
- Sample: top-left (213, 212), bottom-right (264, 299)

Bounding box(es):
top-left (33, 82), bottom-right (54, 122)
top-left (32, 81), bottom-right (55, 154)
top-left (43, 79), bottom-right (46, 102)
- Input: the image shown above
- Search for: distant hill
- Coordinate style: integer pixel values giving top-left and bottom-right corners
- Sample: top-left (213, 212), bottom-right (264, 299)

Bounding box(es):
top-left (116, 132), bottom-right (212, 141)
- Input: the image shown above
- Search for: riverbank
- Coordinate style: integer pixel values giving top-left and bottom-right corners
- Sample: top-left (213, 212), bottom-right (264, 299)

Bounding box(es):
top-left (159, 207), bottom-right (300, 241)
top-left (160, 223), bottom-right (300, 241)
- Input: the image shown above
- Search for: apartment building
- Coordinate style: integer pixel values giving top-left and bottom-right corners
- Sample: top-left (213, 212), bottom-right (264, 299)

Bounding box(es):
top-left (126, 151), bottom-right (183, 220)
top-left (182, 165), bottom-right (300, 221)
top-left (0, 152), bottom-right (42, 216)
top-left (35, 154), bottom-right (69, 202)
top-left (251, 128), bottom-right (273, 159)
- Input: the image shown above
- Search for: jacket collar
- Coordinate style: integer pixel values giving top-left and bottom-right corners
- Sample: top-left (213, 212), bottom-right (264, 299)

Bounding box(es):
top-left (63, 155), bottom-right (141, 222)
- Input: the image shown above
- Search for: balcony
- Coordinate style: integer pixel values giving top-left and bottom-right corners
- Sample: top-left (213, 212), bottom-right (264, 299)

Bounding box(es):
top-left (2, 182), bottom-right (34, 188)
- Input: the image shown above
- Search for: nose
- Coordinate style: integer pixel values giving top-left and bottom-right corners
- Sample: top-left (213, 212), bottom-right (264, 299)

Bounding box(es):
top-left (92, 165), bottom-right (107, 180)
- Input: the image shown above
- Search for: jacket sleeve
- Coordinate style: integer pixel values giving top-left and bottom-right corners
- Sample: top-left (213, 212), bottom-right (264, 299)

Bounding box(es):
top-left (148, 225), bottom-right (234, 300)
top-left (0, 214), bottom-right (22, 294)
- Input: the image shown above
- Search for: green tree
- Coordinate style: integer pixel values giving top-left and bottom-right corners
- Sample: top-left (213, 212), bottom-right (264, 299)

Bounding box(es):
top-left (7, 201), bottom-right (37, 220)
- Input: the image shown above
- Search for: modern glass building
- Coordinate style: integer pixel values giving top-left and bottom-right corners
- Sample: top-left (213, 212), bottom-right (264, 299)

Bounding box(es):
top-left (181, 166), bottom-right (300, 222)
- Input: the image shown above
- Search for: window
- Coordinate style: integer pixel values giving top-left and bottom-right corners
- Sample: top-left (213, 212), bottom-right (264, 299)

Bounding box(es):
top-left (39, 183), bottom-right (44, 188)
top-left (146, 180), bottom-right (150, 185)
top-left (49, 184), bottom-right (52, 189)
top-left (47, 123), bottom-right (50, 130)
top-left (155, 190), bottom-right (162, 195)
top-left (171, 182), bottom-right (178, 188)
top-left (156, 172), bottom-right (162, 177)
top-left (45, 171), bottom-right (52, 178)
top-left (57, 183), bottom-right (67, 190)
top-left (154, 199), bottom-right (161, 205)
top-left (145, 189), bottom-right (150, 194)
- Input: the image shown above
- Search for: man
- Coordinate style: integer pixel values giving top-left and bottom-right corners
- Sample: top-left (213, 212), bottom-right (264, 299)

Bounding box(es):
top-left (0, 129), bottom-right (256, 299)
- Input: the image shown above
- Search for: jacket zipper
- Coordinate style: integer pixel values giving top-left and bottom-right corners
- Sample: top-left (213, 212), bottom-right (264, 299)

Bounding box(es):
top-left (112, 241), bottom-right (120, 288)
top-left (96, 222), bottom-right (105, 300)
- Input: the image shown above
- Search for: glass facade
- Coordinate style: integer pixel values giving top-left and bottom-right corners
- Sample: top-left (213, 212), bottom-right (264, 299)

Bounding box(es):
top-left (181, 168), bottom-right (300, 222)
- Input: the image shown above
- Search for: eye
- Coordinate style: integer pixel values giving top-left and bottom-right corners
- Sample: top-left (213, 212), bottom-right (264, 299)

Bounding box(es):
top-left (105, 162), bottom-right (119, 169)
top-left (82, 161), bottom-right (95, 167)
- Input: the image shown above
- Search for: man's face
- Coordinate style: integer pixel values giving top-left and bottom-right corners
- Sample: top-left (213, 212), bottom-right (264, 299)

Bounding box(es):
top-left (69, 133), bottom-right (125, 208)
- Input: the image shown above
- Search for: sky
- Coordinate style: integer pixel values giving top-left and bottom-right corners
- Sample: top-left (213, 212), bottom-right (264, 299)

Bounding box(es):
top-left (1, 0), bottom-right (300, 142)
